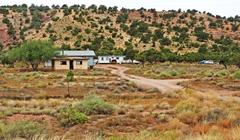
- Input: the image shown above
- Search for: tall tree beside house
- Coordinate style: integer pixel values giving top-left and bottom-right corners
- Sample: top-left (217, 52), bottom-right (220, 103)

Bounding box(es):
top-left (7, 40), bottom-right (56, 70)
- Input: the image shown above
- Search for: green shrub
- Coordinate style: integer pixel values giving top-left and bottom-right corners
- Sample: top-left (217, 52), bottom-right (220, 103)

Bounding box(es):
top-left (0, 70), bottom-right (4, 75)
top-left (57, 107), bottom-right (87, 127)
top-left (75, 95), bottom-right (115, 115)
top-left (233, 70), bottom-right (240, 79)
top-left (66, 70), bottom-right (74, 82)
top-left (168, 70), bottom-right (179, 77)
top-left (159, 71), bottom-right (171, 78)
top-left (200, 70), bottom-right (214, 77)
top-left (116, 13), bottom-right (128, 23)
top-left (0, 121), bottom-right (45, 139)
top-left (85, 28), bottom-right (92, 34)
top-left (51, 16), bottom-right (59, 21)
top-left (143, 70), bottom-right (152, 76)
top-left (214, 70), bottom-right (229, 77)
top-left (157, 114), bottom-right (170, 122)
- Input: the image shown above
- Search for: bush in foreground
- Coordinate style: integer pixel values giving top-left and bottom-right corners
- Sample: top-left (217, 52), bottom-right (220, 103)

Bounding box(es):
top-left (233, 70), bottom-right (240, 79)
top-left (56, 95), bottom-right (114, 127)
top-left (214, 70), bottom-right (230, 78)
top-left (57, 107), bottom-right (88, 127)
top-left (0, 121), bottom-right (45, 139)
top-left (75, 95), bottom-right (115, 115)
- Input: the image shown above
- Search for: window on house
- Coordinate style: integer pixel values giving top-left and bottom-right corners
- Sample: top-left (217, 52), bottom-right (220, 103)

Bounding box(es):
top-left (60, 61), bottom-right (67, 65)
top-left (76, 61), bottom-right (82, 65)
top-left (116, 57), bottom-right (119, 59)
top-left (101, 57), bottom-right (104, 61)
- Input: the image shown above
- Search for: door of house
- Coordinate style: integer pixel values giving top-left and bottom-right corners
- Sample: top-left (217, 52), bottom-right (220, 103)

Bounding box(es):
top-left (70, 60), bottom-right (74, 70)
top-left (51, 60), bottom-right (55, 70)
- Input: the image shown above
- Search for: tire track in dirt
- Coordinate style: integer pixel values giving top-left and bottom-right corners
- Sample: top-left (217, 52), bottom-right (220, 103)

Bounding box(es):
top-left (96, 65), bottom-right (188, 93)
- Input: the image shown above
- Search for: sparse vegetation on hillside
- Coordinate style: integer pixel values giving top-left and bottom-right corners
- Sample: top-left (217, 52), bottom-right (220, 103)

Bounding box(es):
top-left (0, 4), bottom-right (239, 56)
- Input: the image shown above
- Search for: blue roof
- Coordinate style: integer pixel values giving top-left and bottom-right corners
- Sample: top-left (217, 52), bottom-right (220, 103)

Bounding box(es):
top-left (57, 50), bottom-right (95, 57)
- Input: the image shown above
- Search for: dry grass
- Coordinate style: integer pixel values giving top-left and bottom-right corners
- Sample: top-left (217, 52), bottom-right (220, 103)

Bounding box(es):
top-left (0, 65), bottom-right (240, 139)
top-left (126, 63), bottom-right (239, 80)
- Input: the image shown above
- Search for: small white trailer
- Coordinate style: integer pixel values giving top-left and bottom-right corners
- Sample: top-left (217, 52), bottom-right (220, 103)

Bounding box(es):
top-left (97, 56), bottom-right (125, 64)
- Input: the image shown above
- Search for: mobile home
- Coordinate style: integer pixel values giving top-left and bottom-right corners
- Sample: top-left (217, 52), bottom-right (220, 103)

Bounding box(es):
top-left (98, 56), bottom-right (125, 64)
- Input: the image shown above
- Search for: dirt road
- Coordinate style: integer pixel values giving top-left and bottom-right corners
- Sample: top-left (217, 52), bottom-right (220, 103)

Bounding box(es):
top-left (96, 65), bottom-right (188, 93)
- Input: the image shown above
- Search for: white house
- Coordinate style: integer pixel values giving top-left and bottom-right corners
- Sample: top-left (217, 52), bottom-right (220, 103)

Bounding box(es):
top-left (98, 56), bottom-right (125, 64)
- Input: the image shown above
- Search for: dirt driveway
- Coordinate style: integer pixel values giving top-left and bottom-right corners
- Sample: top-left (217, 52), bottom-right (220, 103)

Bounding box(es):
top-left (96, 64), bottom-right (188, 93)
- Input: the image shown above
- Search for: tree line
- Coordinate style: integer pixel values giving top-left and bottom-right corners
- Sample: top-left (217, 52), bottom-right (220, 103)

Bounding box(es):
top-left (0, 38), bottom-right (240, 70)
top-left (123, 36), bottom-right (240, 69)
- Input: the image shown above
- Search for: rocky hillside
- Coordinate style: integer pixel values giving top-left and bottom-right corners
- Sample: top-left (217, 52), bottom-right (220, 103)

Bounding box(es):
top-left (0, 4), bottom-right (240, 54)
